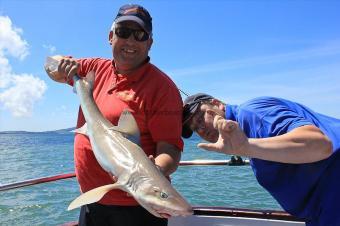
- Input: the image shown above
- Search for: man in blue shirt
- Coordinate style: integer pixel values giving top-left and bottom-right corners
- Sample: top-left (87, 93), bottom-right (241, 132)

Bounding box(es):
top-left (182, 93), bottom-right (340, 226)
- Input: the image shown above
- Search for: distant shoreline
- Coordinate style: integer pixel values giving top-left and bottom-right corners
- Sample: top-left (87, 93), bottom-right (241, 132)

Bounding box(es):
top-left (0, 127), bottom-right (75, 134)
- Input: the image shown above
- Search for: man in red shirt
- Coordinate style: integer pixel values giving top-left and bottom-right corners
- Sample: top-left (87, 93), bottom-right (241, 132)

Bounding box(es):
top-left (45, 4), bottom-right (183, 226)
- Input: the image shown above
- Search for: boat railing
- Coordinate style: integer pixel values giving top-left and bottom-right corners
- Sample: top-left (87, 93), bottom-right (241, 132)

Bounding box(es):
top-left (1, 157), bottom-right (305, 224)
top-left (0, 158), bottom-right (250, 192)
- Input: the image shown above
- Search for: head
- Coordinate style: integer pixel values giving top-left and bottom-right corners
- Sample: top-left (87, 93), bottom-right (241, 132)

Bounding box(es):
top-left (182, 93), bottom-right (226, 142)
top-left (132, 170), bottom-right (193, 218)
top-left (109, 4), bottom-right (153, 73)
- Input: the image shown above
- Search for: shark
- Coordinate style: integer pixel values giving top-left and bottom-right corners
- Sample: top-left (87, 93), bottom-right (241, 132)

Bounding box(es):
top-left (66, 70), bottom-right (193, 218)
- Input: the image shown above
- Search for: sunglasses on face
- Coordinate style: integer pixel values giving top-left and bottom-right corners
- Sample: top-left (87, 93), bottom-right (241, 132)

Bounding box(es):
top-left (114, 27), bottom-right (150, 42)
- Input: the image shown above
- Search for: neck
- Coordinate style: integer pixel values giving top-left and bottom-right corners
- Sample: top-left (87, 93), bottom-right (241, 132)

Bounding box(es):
top-left (114, 57), bottom-right (149, 75)
top-left (115, 64), bottom-right (138, 75)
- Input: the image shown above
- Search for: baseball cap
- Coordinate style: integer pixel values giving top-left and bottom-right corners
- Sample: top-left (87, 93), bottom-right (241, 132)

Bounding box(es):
top-left (113, 4), bottom-right (152, 34)
top-left (182, 93), bottom-right (214, 138)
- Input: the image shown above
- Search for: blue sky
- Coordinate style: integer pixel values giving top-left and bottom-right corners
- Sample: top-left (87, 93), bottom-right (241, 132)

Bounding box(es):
top-left (0, 0), bottom-right (339, 131)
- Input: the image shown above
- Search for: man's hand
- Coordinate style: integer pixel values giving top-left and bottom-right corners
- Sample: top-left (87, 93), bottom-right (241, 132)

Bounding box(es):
top-left (59, 57), bottom-right (79, 83)
top-left (45, 56), bottom-right (79, 83)
top-left (197, 115), bottom-right (249, 156)
top-left (148, 155), bottom-right (165, 174)
top-left (155, 142), bottom-right (181, 177)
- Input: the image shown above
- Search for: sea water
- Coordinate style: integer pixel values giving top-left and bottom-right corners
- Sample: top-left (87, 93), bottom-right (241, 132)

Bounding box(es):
top-left (0, 131), bottom-right (280, 226)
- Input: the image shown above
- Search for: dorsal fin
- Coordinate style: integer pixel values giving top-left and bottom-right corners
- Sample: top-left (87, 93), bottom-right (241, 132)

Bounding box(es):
top-left (109, 109), bottom-right (140, 145)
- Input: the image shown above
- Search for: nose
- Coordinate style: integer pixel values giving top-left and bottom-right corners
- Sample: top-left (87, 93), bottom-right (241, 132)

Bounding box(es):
top-left (125, 34), bottom-right (136, 44)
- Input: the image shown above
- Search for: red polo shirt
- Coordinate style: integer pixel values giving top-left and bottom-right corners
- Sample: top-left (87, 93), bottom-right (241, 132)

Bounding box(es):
top-left (72, 57), bottom-right (183, 205)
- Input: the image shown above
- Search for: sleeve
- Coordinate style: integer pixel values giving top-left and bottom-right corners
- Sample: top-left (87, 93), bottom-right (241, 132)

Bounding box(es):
top-left (77, 58), bottom-right (102, 76)
top-left (246, 97), bottom-right (314, 137)
top-left (67, 58), bottom-right (101, 86)
top-left (261, 107), bottom-right (313, 136)
top-left (146, 85), bottom-right (184, 151)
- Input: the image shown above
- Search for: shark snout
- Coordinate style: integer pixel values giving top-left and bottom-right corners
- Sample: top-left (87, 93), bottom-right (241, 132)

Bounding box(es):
top-left (175, 205), bottom-right (194, 217)
top-left (153, 204), bottom-right (193, 218)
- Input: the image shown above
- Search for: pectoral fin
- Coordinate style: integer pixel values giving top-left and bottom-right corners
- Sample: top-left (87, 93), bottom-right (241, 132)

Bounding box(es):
top-left (67, 183), bottom-right (122, 210)
top-left (73, 123), bottom-right (88, 136)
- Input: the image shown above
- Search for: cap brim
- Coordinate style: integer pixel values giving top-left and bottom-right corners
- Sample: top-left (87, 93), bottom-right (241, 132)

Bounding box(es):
top-left (114, 16), bottom-right (149, 33)
top-left (181, 102), bottom-right (201, 139)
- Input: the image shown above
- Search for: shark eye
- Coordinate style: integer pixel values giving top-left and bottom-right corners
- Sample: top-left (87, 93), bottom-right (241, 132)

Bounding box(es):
top-left (160, 192), bottom-right (168, 199)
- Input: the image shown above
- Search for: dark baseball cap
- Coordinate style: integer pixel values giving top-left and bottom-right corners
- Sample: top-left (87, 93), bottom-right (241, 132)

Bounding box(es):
top-left (114, 4), bottom-right (152, 34)
top-left (182, 93), bottom-right (214, 138)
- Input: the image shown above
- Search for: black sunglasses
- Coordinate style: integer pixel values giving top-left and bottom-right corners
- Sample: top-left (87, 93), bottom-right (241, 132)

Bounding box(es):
top-left (114, 27), bottom-right (150, 42)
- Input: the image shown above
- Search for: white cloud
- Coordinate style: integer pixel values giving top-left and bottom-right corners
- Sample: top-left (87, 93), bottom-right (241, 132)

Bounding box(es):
top-left (0, 15), bottom-right (47, 117)
top-left (43, 44), bottom-right (56, 54)
top-left (0, 74), bottom-right (47, 117)
top-left (0, 16), bottom-right (29, 60)
top-left (0, 53), bottom-right (12, 88)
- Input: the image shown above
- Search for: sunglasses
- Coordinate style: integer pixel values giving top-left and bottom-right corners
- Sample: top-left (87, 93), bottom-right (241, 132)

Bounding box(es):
top-left (114, 27), bottom-right (150, 42)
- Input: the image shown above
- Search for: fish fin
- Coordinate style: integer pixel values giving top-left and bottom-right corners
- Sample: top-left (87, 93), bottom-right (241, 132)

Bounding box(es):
top-left (109, 109), bottom-right (140, 145)
top-left (67, 183), bottom-right (122, 210)
top-left (73, 123), bottom-right (88, 135)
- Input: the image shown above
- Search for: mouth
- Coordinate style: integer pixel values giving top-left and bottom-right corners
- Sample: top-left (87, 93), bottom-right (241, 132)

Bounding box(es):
top-left (157, 212), bottom-right (171, 219)
top-left (122, 47), bottom-right (137, 55)
top-left (153, 207), bottom-right (171, 218)
top-left (155, 208), bottom-right (193, 218)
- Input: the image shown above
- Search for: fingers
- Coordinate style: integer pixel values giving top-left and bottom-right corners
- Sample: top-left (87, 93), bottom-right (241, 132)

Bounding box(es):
top-left (226, 120), bottom-right (237, 131)
top-left (197, 142), bottom-right (219, 152)
top-left (213, 115), bottom-right (224, 129)
top-left (148, 155), bottom-right (164, 174)
top-left (108, 172), bottom-right (118, 182)
top-left (59, 58), bottom-right (79, 82)
top-left (213, 116), bottom-right (238, 133)
top-left (220, 120), bottom-right (237, 132)
top-left (148, 155), bottom-right (155, 164)
top-left (108, 173), bottom-right (132, 197)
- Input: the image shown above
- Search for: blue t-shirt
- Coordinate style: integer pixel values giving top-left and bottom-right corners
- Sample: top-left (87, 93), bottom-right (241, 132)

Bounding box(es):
top-left (226, 97), bottom-right (340, 224)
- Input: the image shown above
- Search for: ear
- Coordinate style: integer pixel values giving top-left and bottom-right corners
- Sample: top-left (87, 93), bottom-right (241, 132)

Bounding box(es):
top-left (108, 31), bottom-right (113, 45)
top-left (211, 99), bottom-right (225, 111)
top-left (147, 37), bottom-right (153, 50)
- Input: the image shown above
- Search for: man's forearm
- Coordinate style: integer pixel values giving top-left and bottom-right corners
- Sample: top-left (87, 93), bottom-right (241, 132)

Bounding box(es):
top-left (247, 125), bottom-right (333, 163)
top-left (155, 141), bottom-right (181, 176)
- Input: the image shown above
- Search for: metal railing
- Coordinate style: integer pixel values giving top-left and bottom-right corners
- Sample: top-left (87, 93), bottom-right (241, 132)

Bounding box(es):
top-left (0, 158), bottom-right (249, 192)
top-left (1, 158), bottom-right (303, 224)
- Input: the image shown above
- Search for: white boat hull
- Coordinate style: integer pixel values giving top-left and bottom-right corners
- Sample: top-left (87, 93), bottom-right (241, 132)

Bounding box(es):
top-left (170, 215), bottom-right (304, 226)
top-left (169, 207), bottom-right (305, 226)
